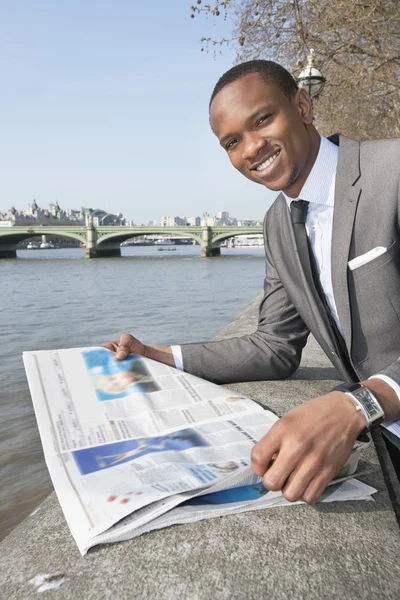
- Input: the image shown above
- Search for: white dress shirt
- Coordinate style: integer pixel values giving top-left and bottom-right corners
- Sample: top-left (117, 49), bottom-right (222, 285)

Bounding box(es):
top-left (283, 135), bottom-right (340, 331)
top-left (171, 344), bottom-right (184, 370)
top-left (172, 135), bottom-right (400, 403)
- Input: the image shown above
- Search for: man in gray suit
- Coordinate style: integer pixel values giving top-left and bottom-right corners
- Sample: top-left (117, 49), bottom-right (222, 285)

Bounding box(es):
top-left (106, 60), bottom-right (400, 503)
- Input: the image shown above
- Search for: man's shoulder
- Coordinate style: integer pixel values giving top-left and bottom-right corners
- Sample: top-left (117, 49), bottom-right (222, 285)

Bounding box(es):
top-left (264, 193), bottom-right (286, 228)
top-left (359, 137), bottom-right (400, 151)
top-left (358, 137), bottom-right (400, 173)
top-left (338, 135), bottom-right (400, 175)
top-left (339, 134), bottom-right (400, 154)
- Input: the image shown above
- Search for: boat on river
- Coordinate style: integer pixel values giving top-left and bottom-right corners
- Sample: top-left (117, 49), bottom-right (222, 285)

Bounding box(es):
top-left (154, 239), bottom-right (174, 246)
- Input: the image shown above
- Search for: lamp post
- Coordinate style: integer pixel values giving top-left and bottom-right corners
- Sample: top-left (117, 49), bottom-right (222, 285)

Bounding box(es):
top-left (297, 49), bottom-right (326, 98)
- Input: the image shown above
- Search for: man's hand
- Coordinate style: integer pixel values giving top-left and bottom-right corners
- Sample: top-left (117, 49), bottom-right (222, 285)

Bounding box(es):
top-left (104, 333), bottom-right (146, 360)
top-left (251, 392), bottom-right (366, 504)
top-left (104, 333), bottom-right (176, 368)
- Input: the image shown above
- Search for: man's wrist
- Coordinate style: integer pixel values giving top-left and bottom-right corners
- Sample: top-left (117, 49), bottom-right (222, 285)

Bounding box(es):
top-left (143, 344), bottom-right (176, 368)
top-left (332, 382), bottom-right (384, 431)
top-left (362, 378), bottom-right (400, 422)
top-left (330, 391), bottom-right (367, 437)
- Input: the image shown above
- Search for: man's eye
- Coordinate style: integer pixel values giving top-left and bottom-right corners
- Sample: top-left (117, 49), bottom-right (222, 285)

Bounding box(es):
top-left (257, 114), bottom-right (271, 126)
top-left (226, 139), bottom-right (238, 151)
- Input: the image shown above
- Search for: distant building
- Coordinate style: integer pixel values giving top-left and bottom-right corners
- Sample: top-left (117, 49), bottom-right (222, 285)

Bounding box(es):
top-left (215, 211), bottom-right (237, 226)
top-left (201, 214), bottom-right (216, 227)
top-left (161, 216), bottom-right (189, 227)
top-left (0, 201), bottom-right (126, 226)
top-left (86, 209), bottom-right (125, 226)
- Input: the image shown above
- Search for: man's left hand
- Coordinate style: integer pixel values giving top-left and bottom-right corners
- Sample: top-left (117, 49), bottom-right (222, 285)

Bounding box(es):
top-left (251, 392), bottom-right (366, 503)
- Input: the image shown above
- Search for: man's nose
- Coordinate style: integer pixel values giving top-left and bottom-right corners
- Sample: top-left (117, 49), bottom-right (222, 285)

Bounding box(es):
top-left (242, 132), bottom-right (267, 161)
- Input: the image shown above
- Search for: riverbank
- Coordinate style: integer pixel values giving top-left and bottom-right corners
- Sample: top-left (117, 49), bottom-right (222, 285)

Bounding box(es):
top-left (1, 296), bottom-right (400, 599)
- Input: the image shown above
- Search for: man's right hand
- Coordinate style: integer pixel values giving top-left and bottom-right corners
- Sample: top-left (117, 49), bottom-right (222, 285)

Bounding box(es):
top-left (104, 333), bottom-right (146, 360)
top-left (104, 333), bottom-right (176, 368)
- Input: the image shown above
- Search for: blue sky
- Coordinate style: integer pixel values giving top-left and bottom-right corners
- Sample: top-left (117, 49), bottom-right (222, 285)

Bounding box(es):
top-left (0, 1), bottom-right (277, 223)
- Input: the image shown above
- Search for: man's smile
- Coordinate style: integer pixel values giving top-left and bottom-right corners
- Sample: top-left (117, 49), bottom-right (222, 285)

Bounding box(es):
top-left (253, 150), bottom-right (281, 172)
top-left (249, 149), bottom-right (282, 182)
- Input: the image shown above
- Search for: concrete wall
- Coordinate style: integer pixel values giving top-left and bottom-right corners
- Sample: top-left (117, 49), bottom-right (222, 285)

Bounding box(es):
top-left (1, 296), bottom-right (400, 599)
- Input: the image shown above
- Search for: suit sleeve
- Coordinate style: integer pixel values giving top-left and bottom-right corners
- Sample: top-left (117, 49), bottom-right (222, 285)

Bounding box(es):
top-left (377, 365), bottom-right (400, 391)
top-left (180, 222), bottom-right (310, 384)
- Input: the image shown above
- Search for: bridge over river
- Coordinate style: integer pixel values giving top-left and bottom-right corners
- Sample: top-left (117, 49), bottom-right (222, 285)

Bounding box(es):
top-left (0, 224), bottom-right (263, 258)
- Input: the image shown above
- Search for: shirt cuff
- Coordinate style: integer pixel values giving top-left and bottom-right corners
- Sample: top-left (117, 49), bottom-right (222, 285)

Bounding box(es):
top-left (368, 374), bottom-right (400, 404)
top-left (171, 345), bottom-right (184, 370)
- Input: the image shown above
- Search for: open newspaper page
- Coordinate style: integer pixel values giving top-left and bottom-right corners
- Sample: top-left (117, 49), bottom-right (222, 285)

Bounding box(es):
top-left (23, 346), bottom-right (278, 555)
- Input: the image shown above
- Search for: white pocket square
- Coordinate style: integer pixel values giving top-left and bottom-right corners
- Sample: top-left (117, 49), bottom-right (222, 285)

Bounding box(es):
top-left (348, 247), bottom-right (387, 271)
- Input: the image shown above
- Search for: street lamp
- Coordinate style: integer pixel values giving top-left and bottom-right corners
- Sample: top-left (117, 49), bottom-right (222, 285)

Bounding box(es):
top-left (297, 49), bottom-right (326, 98)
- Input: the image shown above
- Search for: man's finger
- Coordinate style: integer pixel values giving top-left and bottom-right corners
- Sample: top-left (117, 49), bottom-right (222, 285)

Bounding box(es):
top-left (115, 345), bottom-right (130, 360)
top-left (119, 333), bottom-right (135, 347)
top-left (300, 466), bottom-right (334, 504)
top-left (104, 342), bottom-right (118, 352)
top-left (281, 456), bottom-right (323, 502)
top-left (261, 444), bottom-right (305, 491)
top-left (114, 334), bottom-right (135, 360)
top-left (251, 428), bottom-right (281, 477)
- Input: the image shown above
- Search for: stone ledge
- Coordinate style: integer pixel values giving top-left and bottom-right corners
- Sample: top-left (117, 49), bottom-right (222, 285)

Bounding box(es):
top-left (1, 296), bottom-right (400, 599)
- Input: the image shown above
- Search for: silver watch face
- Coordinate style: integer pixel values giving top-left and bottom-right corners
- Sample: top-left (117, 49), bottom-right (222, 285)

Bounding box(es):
top-left (352, 387), bottom-right (384, 421)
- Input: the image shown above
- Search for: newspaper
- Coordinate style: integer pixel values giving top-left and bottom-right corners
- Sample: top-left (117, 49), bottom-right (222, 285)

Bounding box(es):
top-left (23, 346), bottom-right (376, 555)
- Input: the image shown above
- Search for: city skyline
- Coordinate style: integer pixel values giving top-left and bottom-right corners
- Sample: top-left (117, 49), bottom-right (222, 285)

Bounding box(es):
top-left (1, 199), bottom-right (264, 227)
top-left (0, 2), bottom-right (277, 224)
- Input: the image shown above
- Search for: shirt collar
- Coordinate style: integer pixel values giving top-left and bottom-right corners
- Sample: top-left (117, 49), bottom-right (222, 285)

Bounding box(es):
top-left (282, 135), bottom-right (338, 208)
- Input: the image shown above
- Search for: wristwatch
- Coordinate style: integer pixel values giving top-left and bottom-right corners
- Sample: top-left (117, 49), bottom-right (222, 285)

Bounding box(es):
top-left (333, 382), bottom-right (385, 431)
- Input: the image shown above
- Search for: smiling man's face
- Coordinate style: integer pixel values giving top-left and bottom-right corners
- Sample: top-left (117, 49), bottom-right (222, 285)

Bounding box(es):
top-left (210, 73), bottom-right (320, 198)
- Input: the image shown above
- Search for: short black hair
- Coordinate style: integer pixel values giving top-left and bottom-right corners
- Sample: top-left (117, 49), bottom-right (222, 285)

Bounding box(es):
top-left (209, 60), bottom-right (298, 109)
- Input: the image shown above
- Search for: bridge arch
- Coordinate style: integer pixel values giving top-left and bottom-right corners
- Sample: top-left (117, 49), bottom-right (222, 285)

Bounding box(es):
top-left (97, 227), bottom-right (204, 247)
top-left (211, 228), bottom-right (264, 247)
top-left (0, 227), bottom-right (87, 246)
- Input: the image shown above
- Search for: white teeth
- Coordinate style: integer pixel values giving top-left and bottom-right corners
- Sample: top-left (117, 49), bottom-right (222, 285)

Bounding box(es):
top-left (256, 151), bottom-right (280, 171)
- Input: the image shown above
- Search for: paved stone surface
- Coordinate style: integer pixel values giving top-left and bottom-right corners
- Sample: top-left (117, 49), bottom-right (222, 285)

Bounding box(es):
top-left (1, 296), bottom-right (400, 599)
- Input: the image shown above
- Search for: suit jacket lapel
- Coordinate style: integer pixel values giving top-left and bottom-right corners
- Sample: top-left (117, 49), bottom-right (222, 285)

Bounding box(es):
top-left (278, 194), bottom-right (336, 349)
top-left (331, 136), bottom-right (362, 354)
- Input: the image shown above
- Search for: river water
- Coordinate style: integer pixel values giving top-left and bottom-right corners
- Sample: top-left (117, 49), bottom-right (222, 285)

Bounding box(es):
top-left (0, 245), bottom-right (265, 540)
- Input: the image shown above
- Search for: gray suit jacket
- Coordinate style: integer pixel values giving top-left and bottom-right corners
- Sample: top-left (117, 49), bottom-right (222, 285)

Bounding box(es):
top-left (181, 136), bottom-right (400, 387)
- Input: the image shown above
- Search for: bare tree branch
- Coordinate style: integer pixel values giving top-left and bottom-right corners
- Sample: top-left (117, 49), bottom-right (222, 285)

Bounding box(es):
top-left (190, 0), bottom-right (400, 139)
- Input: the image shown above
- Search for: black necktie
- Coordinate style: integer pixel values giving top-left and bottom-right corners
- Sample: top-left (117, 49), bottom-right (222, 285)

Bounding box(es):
top-left (290, 200), bottom-right (315, 294)
top-left (290, 200), bottom-right (357, 380)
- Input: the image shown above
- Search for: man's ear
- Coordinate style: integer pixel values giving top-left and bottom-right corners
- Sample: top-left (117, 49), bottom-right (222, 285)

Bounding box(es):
top-left (294, 88), bottom-right (314, 125)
